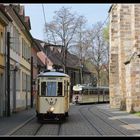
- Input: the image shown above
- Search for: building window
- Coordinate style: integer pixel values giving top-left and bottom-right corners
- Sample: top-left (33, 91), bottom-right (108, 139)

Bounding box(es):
top-left (22, 38), bottom-right (31, 61)
top-left (22, 72), bottom-right (30, 92)
top-left (11, 26), bottom-right (20, 54)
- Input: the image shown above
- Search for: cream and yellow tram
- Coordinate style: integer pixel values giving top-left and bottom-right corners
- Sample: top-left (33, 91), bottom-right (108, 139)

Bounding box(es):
top-left (72, 84), bottom-right (109, 104)
top-left (36, 70), bottom-right (70, 121)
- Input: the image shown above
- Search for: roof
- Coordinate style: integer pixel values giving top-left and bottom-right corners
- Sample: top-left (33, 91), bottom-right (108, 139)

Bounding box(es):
top-left (44, 45), bottom-right (81, 69)
top-left (37, 57), bottom-right (45, 67)
top-left (34, 39), bottom-right (92, 73)
top-left (33, 38), bottom-right (46, 51)
top-left (37, 51), bottom-right (48, 65)
top-left (38, 71), bottom-right (70, 78)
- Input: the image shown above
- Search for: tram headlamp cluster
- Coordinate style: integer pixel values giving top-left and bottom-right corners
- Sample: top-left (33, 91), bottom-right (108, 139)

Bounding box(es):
top-left (49, 106), bottom-right (55, 112)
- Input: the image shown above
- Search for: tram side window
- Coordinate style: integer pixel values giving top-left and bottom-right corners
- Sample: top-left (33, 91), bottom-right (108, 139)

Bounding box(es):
top-left (41, 82), bottom-right (46, 96)
top-left (58, 82), bottom-right (62, 96)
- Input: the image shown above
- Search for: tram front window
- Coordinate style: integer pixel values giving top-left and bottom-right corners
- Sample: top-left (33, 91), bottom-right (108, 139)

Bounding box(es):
top-left (47, 82), bottom-right (57, 96)
top-left (41, 81), bottom-right (62, 96)
top-left (58, 82), bottom-right (62, 96)
top-left (41, 82), bottom-right (46, 96)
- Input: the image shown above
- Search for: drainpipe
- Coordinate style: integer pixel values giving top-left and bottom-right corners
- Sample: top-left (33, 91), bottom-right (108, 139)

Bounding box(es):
top-left (30, 56), bottom-right (33, 108)
top-left (7, 32), bottom-right (10, 117)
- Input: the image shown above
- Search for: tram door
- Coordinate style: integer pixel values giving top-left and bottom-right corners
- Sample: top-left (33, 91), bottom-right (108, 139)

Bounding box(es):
top-left (64, 80), bottom-right (69, 110)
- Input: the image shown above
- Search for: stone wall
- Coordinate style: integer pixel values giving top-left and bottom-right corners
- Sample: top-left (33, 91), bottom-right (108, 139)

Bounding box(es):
top-left (109, 4), bottom-right (140, 112)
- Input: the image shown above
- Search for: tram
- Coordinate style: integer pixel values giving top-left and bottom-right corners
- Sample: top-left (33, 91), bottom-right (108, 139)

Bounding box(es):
top-left (72, 84), bottom-right (109, 104)
top-left (35, 70), bottom-right (70, 122)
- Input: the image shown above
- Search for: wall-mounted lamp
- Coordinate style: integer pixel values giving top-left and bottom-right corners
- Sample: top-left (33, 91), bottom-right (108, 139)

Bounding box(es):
top-left (14, 62), bottom-right (20, 71)
top-left (137, 54), bottom-right (140, 58)
top-left (124, 60), bottom-right (130, 65)
top-left (10, 62), bottom-right (20, 71)
top-left (124, 51), bottom-right (140, 65)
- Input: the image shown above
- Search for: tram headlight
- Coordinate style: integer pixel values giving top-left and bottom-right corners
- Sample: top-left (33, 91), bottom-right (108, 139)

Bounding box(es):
top-left (49, 106), bottom-right (55, 112)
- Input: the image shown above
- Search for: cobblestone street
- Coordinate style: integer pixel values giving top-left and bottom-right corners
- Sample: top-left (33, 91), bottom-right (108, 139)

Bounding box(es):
top-left (1, 104), bottom-right (140, 136)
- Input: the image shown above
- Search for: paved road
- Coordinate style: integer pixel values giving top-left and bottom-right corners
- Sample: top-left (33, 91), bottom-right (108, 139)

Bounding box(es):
top-left (2, 103), bottom-right (140, 136)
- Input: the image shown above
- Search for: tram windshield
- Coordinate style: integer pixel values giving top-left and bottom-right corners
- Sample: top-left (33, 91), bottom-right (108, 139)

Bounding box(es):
top-left (47, 82), bottom-right (57, 96)
top-left (41, 81), bottom-right (63, 96)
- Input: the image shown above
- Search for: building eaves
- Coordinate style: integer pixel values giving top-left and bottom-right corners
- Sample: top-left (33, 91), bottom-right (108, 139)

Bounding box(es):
top-left (24, 16), bottom-right (31, 30)
top-left (0, 5), bottom-right (12, 25)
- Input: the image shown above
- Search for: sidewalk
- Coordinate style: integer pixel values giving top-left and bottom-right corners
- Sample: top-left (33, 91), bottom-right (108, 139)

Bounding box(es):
top-left (0, 107), bottom-right (36, 136)
top-left (96, 104), bottom-right (140, 131)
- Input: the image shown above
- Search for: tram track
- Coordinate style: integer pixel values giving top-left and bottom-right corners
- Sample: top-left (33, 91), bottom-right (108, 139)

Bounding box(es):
top-left (89, 105), bottom-right (140, 135)
top-left (87, 106), bottom-right (128, 136)
top-left (57, 122), bottom-right (61, 135)
top-left (79, 107), bottom-right (103, 135)
top-left (9, 116), bottom-right (62, 136)
top-left (78, 105), bottom-right (134, 136)
top-left (8, 116), bottom-right (36, 136)
top-left (33, 123), bottom-right (43, 136)
top-left (9, 117), bottom-right (43, 136)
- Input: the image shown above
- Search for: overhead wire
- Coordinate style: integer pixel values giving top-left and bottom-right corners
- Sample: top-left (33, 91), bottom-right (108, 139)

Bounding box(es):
top-left (42, 4), bottom-right (50, 42)
top-left (91, 14), bottom-right (109, 40)
top-left (42, 4), bottom-right (47, 25)
top-left (91, 4), bottom-right (117, 40)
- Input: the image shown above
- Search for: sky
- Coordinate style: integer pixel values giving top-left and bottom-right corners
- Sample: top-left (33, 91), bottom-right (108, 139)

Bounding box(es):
top-left (24, 4), bottom-right (111, 40)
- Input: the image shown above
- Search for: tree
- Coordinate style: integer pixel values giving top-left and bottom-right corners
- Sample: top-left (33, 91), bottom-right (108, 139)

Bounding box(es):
top-left (87, 22), bottom-right (108, 86)
top-left (44, 6), bottom-right (83, 73)
top-left (70, 16), bottom-right (91, 84)
top-left (102, 24), bottom-right (109, 84)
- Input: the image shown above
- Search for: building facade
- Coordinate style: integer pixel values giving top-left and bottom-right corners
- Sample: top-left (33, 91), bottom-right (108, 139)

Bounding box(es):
top-left (109, 4), bottom-right (140, 112)
top-left (0, 6), bottom-right (12, 117)
top-left (5, 4), bottom-right (33, 113)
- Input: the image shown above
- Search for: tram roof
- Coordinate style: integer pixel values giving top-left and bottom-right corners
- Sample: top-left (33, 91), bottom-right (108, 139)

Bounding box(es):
top-left (73, 84), bottom-right (109, 91)
top-left (82, 86), bottom-right (109, 91)
top-left (38, 71), bottom-right (70, 78)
